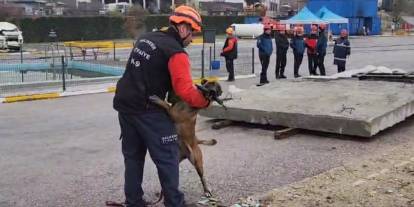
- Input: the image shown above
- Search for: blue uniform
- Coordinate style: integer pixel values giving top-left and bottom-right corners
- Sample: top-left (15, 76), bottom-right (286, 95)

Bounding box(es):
top-left (257, 33), bottom-right (273, 83)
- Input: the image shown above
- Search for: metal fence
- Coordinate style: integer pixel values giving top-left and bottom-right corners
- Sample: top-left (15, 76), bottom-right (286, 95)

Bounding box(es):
top-left (0, 42), bottom-right (257, 96)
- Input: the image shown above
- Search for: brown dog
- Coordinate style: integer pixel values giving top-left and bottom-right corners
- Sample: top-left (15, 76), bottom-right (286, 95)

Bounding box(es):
top-left (149, 80), bottom-right (223, 198)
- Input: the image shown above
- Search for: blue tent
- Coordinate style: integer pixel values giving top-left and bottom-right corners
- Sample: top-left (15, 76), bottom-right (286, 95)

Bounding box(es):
top-left (316, 6), bottom-right (348, 24)
top-left (282, 6), bottom-right (327, 24)
top-left (316, 6), bottom-right (349, 35)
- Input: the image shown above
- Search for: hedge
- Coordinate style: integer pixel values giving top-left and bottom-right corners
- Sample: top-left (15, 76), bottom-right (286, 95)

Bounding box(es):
top-left (11, 16), bottom-right (127, 43)
top-left (8, 15), bottom-right (248, 43)
top-left (145, 15), bottom-right (245, 34)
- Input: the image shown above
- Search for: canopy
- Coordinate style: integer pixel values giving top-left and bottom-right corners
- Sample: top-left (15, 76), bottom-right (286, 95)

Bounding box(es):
top-left (282, 6), bottom-right (327, 24)
top-left (316, 6), bottom-right (349, 24)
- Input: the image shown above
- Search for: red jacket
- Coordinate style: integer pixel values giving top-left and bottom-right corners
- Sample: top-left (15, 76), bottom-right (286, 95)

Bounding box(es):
top-left (168, 53), bottom-right (209, 108)
top-left (305, 35), bottom-right (318, 54)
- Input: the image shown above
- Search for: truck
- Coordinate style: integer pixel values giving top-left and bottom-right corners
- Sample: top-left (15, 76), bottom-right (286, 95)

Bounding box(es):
top-left (0, 22), bottom-right (24, 51)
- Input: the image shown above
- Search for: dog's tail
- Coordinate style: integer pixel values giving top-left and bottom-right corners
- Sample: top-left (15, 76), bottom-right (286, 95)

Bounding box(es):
top-left (198, 139), bottom-right (217, 146)
top-left (148, 95), bottom-right (170, 111)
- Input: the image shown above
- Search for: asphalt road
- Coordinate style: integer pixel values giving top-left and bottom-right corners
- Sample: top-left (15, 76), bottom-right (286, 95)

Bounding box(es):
top-left (1, 77), bottom-right (414, 206)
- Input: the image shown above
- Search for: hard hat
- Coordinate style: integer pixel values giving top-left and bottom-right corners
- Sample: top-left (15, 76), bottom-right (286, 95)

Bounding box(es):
top-left (226, 27), bottom-right (234, 34)
top-left (319, 24), bottom-right (327, 30)
top-left (169, 5), bottom-right (202, 32)
top-left (340, 29), bottom-right (348, 37)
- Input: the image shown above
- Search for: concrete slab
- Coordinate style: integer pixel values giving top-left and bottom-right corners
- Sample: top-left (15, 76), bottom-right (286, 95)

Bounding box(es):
top-left (200, 79), bottom-right (414, 137)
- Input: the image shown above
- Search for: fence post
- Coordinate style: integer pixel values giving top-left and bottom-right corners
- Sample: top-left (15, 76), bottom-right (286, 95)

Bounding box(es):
top-left (69, 43), bottom-right (73, 60)
top-left (21, 71), bottom-right (24, 82)
top-left (251, 47), bottom-right (255, 74)
top-left (20, 44), bottom-right (23, 64)
top-left (201, 49), bottom-right (205, 79)
top-left (113, 41), bottom-right (116, 61)
top-left (61, 56), bottom-right (66, 91)
top-left (209, 46), bottom-right (212, 72)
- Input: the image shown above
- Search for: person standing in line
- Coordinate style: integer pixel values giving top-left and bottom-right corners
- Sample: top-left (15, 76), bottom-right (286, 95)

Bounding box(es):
top-left (290, 26), bottom-right (306, 78)
top-left (333, 29), bottom-right (351, 73)
top-left (274, 24), bottom-right (289, 79)
top-left (256, 25), bottom-right (273, 85)
top-left (305, 25), bottom-right (319, 75)
top-left (316, 24), bottom-right (328, 76)
top-left (221, 27), bottom-right (238, 82)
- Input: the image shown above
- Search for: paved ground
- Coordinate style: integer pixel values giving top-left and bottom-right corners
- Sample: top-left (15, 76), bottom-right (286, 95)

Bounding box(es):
top-left (1, 36), bottom-right (414, 206)
top-left (1, 76), bottom-right (414, 206)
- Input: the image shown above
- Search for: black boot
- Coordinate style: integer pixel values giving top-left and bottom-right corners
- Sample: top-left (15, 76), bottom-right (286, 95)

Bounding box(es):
top-left (279, 68), bottom-right (286, 79)
top-left (275, 68), bottom-right (280, 79)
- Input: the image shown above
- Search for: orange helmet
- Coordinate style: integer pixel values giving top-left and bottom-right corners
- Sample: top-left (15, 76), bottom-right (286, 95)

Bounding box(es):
top-left (169, 5), bottom-right (202, 32)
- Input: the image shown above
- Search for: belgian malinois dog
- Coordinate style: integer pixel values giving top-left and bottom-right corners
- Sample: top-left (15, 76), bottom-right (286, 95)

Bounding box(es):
top-left (149, 80), bottom-right (224, 200)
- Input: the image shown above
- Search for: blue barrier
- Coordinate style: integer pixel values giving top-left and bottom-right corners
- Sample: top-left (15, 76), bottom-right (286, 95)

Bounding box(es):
top-left (0, 61), bottom-right (124, 76)
top-left (0, 63), bottom-right (50, 72)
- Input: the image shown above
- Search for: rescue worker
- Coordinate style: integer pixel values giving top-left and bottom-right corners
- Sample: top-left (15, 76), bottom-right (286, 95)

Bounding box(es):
top-left (333, 29), bottom-right (351, 73)
top-left (256, 24), bottom-right (273, 85)
top-left (305, 25), bottom-right (319, 75)
top-left (316, 24), bottom-right (328, 76)
top-left (221, 27), bottom-right (238, 82)
top-left (290, 26), bottom-right (306, 78)
top-left (274, 24), bottom-right (289, 79)
top-left (113, 6), bottom-right (210, 207)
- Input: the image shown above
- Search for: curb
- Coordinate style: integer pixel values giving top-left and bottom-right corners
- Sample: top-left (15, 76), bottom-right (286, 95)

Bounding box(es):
top-left (1, 88), bottom-right (114, 104)
top-left (0, 74), bottom-right (256, 104)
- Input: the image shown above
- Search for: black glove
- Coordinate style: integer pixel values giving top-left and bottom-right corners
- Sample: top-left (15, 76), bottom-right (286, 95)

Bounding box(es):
top-left (196, 81), bottom-right (225, 108)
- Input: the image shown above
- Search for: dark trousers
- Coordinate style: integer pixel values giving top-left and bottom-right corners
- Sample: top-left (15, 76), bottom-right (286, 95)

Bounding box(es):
top-left (307, 53), bottom-right (318, 75)
top-left (259, 54), bottom-right (270, 83)
top-left (337, 62), bottom-right (346, 73)
top-left (293, 53), bottom-right (303, 77)
top-left (276, 51), bottom-right (287, 78)
top-left (225, 58), bottom-right (235, 81)
top-left (317, 53), bottom-right (326, 76)
top-left (118, 112), bottom-right (184, 207)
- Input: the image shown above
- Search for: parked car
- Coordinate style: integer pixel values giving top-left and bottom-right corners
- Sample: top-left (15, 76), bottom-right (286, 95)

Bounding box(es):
top-left (0, 22), bottom-right (24, 51)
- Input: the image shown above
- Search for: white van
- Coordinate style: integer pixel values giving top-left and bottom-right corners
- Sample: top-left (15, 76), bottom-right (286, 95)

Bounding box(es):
top-left (0, 22), bottom-right (24, 51)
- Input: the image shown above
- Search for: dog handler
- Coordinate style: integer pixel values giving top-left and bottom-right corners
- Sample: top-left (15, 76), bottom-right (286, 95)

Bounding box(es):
top-left (113, 6), bottom-right (210, 207)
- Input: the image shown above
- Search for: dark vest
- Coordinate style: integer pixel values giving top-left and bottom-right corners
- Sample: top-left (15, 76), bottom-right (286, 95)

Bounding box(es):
top-left (113, 28), bottom-right (185, 114)
top-left (222, 37), bottom-right (238, 60)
